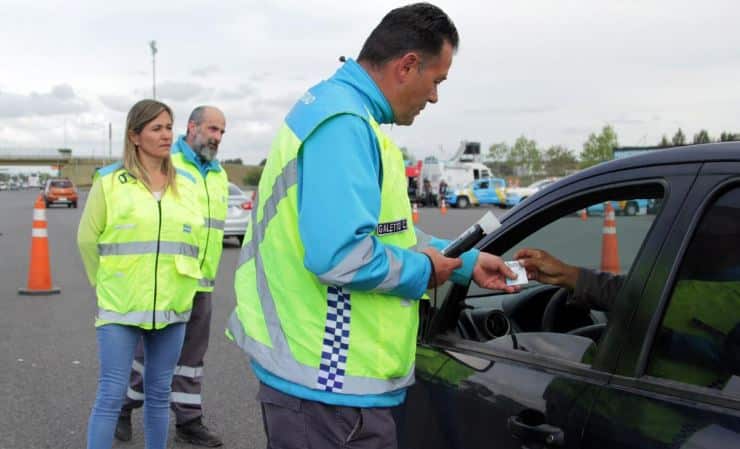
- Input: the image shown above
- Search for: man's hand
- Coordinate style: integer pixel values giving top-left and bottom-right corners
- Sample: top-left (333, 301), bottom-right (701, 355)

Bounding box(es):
top-left (513, 248), bottom-right (579, 289)
top-left (472, 252), bottom-right (520, 292)
top-left (421, 248), bottom-right (462, 288)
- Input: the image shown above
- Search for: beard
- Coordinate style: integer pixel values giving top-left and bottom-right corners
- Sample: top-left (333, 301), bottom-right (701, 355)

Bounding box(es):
top-left (193, 139), bottom-right (218, 161)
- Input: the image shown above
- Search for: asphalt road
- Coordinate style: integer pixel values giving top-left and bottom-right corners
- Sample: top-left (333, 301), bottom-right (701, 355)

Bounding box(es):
top-left (0, 190), bottom-right (496, 449)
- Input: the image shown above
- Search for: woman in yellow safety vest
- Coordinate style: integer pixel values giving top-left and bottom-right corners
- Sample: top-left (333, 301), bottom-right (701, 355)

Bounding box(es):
top-left (78, 99), bottom-right (203, 449)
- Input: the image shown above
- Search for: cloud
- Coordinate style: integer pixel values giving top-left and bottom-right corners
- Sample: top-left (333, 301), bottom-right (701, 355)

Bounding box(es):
top-left (0, 84), bottom-right (89, 118)
top-left (135, 81), bottom-right (211, 102)
top-left (216, 83), bottom-right (258, 101)
top-left (191, 65), bottom-right (221, 77)
top-left (100, 95), bottom-right (134, 113)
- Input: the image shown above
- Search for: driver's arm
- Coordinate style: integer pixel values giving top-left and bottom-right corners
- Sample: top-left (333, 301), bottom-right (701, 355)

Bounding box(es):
top-left (515, 248), bottom-right (624, 311)
top-left (572, 268), bottom-right (624, 311)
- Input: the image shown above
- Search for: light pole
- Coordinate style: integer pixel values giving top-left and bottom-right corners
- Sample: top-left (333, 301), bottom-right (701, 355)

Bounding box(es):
top-left (149, 40), bottom-right (158, 99)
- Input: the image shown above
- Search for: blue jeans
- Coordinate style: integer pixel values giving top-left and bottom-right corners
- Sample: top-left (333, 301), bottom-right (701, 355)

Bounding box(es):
top-left (87, 323), bottom-right (186, 449)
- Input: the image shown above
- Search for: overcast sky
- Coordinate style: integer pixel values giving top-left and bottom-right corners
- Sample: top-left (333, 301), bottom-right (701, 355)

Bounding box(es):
top-left (1, 0), bottom-right (738, 164)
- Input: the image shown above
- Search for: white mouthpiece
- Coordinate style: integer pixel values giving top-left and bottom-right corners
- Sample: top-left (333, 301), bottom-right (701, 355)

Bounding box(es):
top-left (477, 211), bottom-right (501, 235)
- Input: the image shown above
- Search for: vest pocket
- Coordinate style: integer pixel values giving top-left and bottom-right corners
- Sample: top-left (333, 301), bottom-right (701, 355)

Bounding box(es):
top-left (174, 254), bottom-right (202, 279)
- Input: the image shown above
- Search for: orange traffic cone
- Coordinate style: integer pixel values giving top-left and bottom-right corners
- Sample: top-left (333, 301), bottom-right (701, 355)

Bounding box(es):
top-left (580, 208), bottom-right (587, 221)
top-left (412, 202), bottom-right (419, 224)
top-left (600, 202), bottom-right (620, 274)
top-left (18, 196), bottom-right (60, 295)
top-left (440, 198), bottom-right (447, 216)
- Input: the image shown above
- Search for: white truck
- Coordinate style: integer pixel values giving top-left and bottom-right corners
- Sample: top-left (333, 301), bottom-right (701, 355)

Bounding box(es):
top-left (417, 141), bottom-right (492, 205)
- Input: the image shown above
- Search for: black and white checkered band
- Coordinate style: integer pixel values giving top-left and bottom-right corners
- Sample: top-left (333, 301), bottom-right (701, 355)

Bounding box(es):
top-left (316, 286), bottom-right (351, 392)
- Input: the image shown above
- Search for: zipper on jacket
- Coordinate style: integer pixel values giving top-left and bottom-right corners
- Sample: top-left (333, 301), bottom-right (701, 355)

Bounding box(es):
top-left (200, 179), bottom-right (211, 270)
top-left (152, 199), bottom-right (163, 329)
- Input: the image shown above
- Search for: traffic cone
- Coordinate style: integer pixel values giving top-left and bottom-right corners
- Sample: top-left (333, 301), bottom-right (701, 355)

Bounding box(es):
top-left (18, 196), bottom-right (60, 295)
top-left (580, 209), bottom-right (587, 221)
top-left (600, 202), bottom-right (620, 274)
top-left (412, 202), bottom-right (419, 224)
top-left (440, 198), bottom-right (447, 216)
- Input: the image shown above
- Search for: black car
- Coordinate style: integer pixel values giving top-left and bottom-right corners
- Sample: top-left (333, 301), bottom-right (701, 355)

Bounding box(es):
top-left (399, 143), bottom-right (740, 449)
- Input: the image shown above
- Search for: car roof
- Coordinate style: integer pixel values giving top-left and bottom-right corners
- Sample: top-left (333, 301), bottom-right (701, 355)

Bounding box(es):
top-left (569, 142), bottom-right (740, 183)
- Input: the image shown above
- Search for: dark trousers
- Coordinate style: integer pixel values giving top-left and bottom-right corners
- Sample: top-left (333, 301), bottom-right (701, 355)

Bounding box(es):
top-left (121, 291), bottom-right (212, 425)
top-left (258, 383), bottom-right (398, 449)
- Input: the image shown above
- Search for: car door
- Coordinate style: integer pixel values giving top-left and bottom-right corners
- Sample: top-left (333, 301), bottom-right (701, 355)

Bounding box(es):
top-left (397, 163), bottom-right (701, 449)
top-left (473, 179), bottom-right (492, 204)
top-left (580, 162), bottom-right (740, 449)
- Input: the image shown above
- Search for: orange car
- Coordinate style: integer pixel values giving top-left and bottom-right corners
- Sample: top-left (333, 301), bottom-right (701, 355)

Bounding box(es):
top-left (43, 178), bottom-right (78, 208)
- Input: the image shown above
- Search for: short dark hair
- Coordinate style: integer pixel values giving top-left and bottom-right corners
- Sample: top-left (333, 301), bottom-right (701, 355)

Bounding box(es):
top-left (358, 3), bottom-right (459, 68)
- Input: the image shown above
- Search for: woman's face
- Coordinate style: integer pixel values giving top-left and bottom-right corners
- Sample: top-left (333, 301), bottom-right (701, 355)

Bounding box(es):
top-left (131, 110), bottom-right (173, 160)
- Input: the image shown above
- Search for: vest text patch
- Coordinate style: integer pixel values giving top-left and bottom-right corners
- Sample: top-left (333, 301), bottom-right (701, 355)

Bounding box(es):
top-left (376, 219), bottom-right (408, 235)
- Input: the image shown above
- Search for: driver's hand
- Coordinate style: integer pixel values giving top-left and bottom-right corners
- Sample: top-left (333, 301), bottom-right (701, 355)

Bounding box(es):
top-left (472, 252), bottom-right (520, 293)
top-left (514, 248), bottom-right (579, 290)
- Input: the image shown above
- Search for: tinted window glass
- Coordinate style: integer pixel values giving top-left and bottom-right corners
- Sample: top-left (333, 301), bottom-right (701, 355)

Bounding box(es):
top-left (51, 180), bottom-right (73, 188)
top-left (228, 184), bottom-right (243, 196)
top-left (455, 188), bottom-right (663, 367)
top-left (647, 187), bottom-right (740, 397)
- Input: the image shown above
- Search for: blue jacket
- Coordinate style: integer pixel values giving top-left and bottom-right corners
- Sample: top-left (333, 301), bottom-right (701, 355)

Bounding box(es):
top-left (255, 59), bottom-right (479, 407)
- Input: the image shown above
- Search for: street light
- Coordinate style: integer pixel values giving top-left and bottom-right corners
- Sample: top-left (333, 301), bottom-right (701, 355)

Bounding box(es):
top-left (149, 40), bottom-right (158, 99)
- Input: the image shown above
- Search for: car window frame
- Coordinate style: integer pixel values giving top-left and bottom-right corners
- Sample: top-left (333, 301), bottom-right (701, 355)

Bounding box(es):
top-left (423, 163), bottom-right (702, 380)
top-left (614, 167), bottom-right (740, 410)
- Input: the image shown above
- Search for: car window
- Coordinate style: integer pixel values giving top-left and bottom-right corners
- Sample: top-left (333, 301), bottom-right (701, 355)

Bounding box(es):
top-left (478, 181), bottom-right (489, 189)
top-left (228, 184), bottom-right (243, 196)
top-left (452, 185), bottom-right (664, 367)
top-left (646, 186), bottom-right (740, 398)
top-left (51, 180), bottom-right (73, 188)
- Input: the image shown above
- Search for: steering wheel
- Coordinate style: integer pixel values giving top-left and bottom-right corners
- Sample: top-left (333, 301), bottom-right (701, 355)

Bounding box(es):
top-left (541, 287), bottom-right (607, 340)
top-left (541, 287), bottom-right (570, 331)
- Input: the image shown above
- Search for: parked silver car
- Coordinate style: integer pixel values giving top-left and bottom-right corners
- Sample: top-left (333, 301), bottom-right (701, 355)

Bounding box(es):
top-left (224, 183), bottom-right (252, 245)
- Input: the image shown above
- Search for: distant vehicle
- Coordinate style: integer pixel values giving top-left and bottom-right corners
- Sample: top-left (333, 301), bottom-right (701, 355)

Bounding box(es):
top-left (586, 199), bottom-right (650, 216)
top-left (27, 174), bottom-right (41, 189)
top-left (43, 178), bottom-right (78, 208)
top-left (412, 142), bottom-right (492, 206)
top-left (0, 182), bottom-right (7, 191)
top-left (445, 177), bottom-right (507, 208)
top-left (224, 183), bottom-right (252, 245)
top-left (505, 177), bottom-right (560, 207)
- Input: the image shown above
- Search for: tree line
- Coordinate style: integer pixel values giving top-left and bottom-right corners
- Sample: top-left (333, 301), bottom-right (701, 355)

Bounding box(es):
top-left (485, 126), bottom-right (739, 179)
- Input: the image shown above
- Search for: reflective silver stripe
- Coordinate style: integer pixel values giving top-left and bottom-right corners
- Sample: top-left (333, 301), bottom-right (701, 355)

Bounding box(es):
top-left (126, 387), bottom-right (145, 401)
top-left (374, 247), bottom-right (403, 292)
top-left (199, 278), bottom-right (216, 288)
top-left (32, 228), bottom-right (48, 238)
top-left (317, 237), bottom-right (374, 285)
top-left (170, 392), bottom-right (202, 405)
top-left (98, 241), bottom-right (199, 258)
top-left (97, 308), bottom-right (192, 325)
top-left (237, 159), bottom-right (297, 267)
top-left (204, 217), bottom-right (225, 230)
top-left (132, 359), bottom-right (145, 374)
top-left (173, 365), bottom-right (204, 378)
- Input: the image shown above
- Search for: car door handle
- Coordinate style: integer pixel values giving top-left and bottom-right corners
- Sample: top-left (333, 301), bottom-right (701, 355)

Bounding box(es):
top-left (507, 409), bottom-right (565, 447)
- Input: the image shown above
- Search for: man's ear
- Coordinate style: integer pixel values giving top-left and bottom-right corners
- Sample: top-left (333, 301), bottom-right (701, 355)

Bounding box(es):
top-left (397, 52), bottom-right (421, 82)
top-left (186, 120), bottom-right (197, 136)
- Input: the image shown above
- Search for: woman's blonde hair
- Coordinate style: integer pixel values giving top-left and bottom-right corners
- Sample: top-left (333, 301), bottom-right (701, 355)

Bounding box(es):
top-left (123, 99), bottom-right (177, 195)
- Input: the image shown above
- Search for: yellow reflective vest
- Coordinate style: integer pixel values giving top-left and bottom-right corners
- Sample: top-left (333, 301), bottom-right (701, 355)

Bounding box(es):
top-left (94, 166), bottom-right (204, 329)
top-left (171, 148), bottom-right (228, 291)
top-left (228, 84), bottom-right (422, 397)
